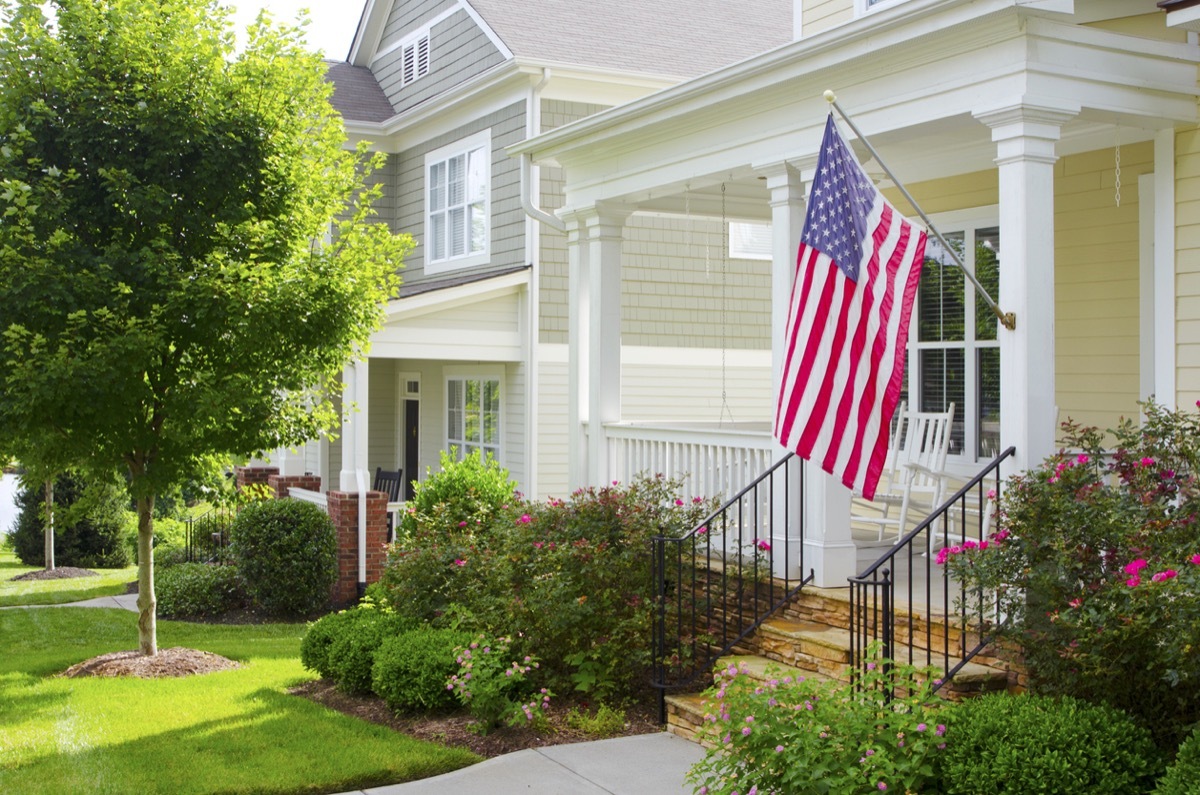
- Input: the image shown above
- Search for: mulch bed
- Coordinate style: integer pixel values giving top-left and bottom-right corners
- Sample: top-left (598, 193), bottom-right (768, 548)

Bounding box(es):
top-left (9, 566), bottom-right (99, 581)
top-left (289, 679), bottom-right (663, 759)
top-left (59, 647), bottom-right (242, 679)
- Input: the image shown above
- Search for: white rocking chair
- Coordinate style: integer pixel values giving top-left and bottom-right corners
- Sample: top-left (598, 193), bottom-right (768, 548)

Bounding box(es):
top-left (852, 402), bottom-right (956, 543)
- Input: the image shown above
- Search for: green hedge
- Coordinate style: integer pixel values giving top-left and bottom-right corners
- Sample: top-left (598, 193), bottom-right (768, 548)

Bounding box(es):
top-left (371, 627), bottom-right (472, 712)
top-left (231, 499), bottom-right (337, 618)
top-left (156, 563), bottom-right (247, 618)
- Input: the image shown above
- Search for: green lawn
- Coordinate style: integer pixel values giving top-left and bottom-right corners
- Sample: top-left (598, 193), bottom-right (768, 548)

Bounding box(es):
top-left (0, 549), bottom-right (137, 607)
top-left (0, 608), bottom-right (481, 794)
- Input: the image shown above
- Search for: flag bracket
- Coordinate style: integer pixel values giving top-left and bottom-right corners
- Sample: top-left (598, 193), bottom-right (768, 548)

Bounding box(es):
top-left (822, 91), bottom-right (1016, 332)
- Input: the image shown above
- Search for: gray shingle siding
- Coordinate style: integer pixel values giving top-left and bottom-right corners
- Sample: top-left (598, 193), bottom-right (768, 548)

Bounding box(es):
top-left (376, 9), bottom-right (505, 115)
top-left (389, 101), bottom-right (527, 291)
top-left (381, 0), bottom-right (458, 44)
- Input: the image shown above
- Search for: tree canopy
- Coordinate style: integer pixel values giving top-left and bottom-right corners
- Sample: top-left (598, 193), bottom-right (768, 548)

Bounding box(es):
top-left (0, 0), bottom-right (411, 653)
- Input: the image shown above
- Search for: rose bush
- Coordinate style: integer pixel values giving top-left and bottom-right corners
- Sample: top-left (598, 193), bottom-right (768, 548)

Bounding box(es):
top-left (942, 401), bottom-right (1200, 751)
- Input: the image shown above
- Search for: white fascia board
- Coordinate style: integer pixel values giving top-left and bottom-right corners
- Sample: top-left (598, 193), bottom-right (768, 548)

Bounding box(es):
top-left (383, 269), bottom-right (530, 323)
top-left (1166, 4), bottom-right (1200, 32)
top-left (460, 0), bottom-right (513, 59)
top-left (349, 0), bottom-right (388, 67)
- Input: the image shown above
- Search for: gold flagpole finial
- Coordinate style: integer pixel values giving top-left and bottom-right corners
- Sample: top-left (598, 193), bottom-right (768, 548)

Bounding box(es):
top-left (823, 90), bottom-right (837, 104)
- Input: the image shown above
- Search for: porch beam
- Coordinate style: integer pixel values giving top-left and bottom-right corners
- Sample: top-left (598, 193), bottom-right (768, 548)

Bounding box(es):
top-left (974, 100), bottom-right (1079, 475)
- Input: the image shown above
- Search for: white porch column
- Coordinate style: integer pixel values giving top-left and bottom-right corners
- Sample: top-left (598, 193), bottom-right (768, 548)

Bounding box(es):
top-left (561, 203), bottom-right (631, 490)
top-left (975, 101), bottom-right (1078, 474)
top-left (761, 159), bottom-right (854, 586)
top-left (339, 358), bottom-right (370, 493)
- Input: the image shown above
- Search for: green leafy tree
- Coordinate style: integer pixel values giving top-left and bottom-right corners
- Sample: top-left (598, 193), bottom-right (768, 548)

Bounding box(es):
top-left (0, 0), bottom-right (411, 654)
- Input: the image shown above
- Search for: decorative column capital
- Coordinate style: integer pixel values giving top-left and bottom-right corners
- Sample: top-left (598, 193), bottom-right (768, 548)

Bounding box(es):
top-left (754, 159), bottom-right (812, 208)
top-left (558, 201), bottom-right (635, 241)
top-left (973, 99), bottom-right (1080, 166)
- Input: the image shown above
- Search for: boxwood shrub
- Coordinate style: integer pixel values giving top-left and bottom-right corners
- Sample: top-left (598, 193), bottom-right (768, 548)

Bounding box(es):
top-left (300, 601), bottom-right (412, 695)
top-left (230, 499), bottom-right (337, 618)
top-left (156, 563), bottom-right (247, 618)
top-left (941, 693), bottom-right (1162, 795)
top-left (1156, 727), bottom-right (1200, 795)
top-left (372, 626), bottom-right (472, 713)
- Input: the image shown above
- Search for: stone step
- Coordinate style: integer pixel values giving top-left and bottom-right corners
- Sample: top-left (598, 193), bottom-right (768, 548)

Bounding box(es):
top-left (664, 692), bottom-right (710, 745)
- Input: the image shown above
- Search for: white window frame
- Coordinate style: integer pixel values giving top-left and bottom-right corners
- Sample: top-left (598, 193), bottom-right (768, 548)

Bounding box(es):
top-left (444, 367), bottom-right (503, 464)
top-left (856, 0), bottom-right (908, 15)
top-left (729, 220), bottom-right (773, 261)
top-left (400, 30), bottom-right (430, 86)
top-left (425, 129), bottom-right (491, 274)
top-left (907, 207), bottom-right (1001, 471)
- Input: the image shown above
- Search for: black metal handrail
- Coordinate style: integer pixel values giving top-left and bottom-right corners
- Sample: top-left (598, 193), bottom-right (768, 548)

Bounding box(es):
top-left (651, 453), bottom-right (812, 721)
top-left (848, 447), bottom-right (1015, 692)
top-left (184, 505), bottom-right (237, 562)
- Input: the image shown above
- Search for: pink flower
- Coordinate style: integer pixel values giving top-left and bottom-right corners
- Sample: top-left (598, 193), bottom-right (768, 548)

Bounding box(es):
top-left (458, 521), bottom-right (468, 527)
top-left (1076, 454), bottom-right (1089, 465)
top-left (935, 548), bottom-right (950, 566)
top-left (533, 541), bottom-right (544, 549)
top-left (775, 745), bottom-right (784, 753)
top-left (697, 526), bottom-right (708, 535)
top-left (454, 559), bottom-right (466, 567)
top-left (878, 783), bottom-right (887, 791)
top-left (756, 539), bottom-right (771, 551)
top-left (517, 514), bottom-right (532, 524)
top-left (693, 496), bottom-right (704, 504)
top-left (1190, 554), bottom-right (1200, 566)
top-left (1123, 559), bottom-right (1148, 575)
top-left (742, 726), bottom-right (752, 736)
top-left (1126, 575), bottom-right (1141, 588)
top-left (1068, 598), bottom-right (1082, 609)
top-left (1152, 569), bottom-right (1178, 583)
top-left (674, 499), bottom-right (684, 506)
top-left (986, 488), bottom-right (997, 500)
top-left (1140, 456), bottom-right (1156, 467)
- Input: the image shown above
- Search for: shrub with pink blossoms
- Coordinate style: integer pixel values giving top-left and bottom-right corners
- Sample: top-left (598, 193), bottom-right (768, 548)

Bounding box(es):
top-left (943, 400), bottom-right (1200, 751)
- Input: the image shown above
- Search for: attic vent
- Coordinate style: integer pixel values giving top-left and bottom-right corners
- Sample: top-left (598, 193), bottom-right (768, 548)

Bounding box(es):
top-left (401, 32), bottom-right (431, 87)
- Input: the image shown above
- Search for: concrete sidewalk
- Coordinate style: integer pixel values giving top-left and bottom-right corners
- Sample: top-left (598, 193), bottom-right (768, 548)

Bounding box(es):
top-left (336, 732), bottom-right (704, 795)
top-left (0, 591), bottom-right (140, 611)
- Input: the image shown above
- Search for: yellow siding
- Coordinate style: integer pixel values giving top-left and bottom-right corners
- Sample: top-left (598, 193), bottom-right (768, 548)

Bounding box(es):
top-left (1054, 142), bottom-right (1152, 431)
top-left (890, 169), bottom-right (998, 216)
top-left (1085, 13), bottom-right (1187, 43)
top-left (1177, 124), bottom-right (1200, 406)
top-left (802, 0), bottom-right (853, 38)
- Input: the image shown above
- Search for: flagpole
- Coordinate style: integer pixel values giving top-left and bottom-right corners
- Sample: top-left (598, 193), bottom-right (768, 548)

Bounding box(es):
top-left (823, 90), bottom-right (1016, 331)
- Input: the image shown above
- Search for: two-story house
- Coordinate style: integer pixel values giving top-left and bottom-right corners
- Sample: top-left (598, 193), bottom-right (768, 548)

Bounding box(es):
top-left (272, 0), bottom-right (793, 507)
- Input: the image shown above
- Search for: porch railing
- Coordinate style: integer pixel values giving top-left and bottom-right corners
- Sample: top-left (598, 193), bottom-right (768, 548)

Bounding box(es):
top-left (289, 487), bottom-right (328, 512)
top-left (651, 453), bottom-right (811, 721)
top-left (605, 421), bottom-right (773, 503)
top-left (848, 447), bottom-right (1015, 691)
top-left (184, 505), bottom-right (237, 562)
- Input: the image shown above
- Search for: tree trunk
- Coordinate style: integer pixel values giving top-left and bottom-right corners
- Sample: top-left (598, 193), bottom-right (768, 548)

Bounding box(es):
top-left (135, 494), bottom-right (157, 656)
top-left (43, 479), bottom-right (54, 571)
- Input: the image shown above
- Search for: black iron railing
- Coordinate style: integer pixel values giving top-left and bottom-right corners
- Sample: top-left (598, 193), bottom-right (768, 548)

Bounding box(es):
top-left (651, 453), bottom-right (812, 721)
top-left (184, 505), bottom-right (237, 562)
top-left (848, 447), bottom-right (1015, 692)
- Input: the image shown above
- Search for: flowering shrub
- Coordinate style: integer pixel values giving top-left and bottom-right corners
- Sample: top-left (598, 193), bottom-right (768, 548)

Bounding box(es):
top-left (687, 649), bottom-right (946, 795)
top-left (379, 472), bottom-right (713, 700)
top-left (942, 401), bottom-right (1200, 750)
top-left (380, 450), bottom-right (517, 621)
top-left (446, 633), bottom-right (550, 734)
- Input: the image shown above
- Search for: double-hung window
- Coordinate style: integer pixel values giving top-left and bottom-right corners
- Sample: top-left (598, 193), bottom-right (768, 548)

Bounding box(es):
top-left (446, 375), bottom-right (501, 462)
top-left (906, 214), bottom-right (1001, 465)
top-left (426, 130), bottom-right (490, 272)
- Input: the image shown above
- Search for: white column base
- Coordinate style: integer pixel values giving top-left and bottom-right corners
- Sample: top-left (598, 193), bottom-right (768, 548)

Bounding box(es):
top-left (803, 539), bottom-right (859, 588)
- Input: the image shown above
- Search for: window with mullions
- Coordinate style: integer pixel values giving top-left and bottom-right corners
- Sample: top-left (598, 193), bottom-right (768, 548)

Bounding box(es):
top-left (903, 224), bottom-right (1000, 463)
top-left (426, 130), bottom-right (490, 272)
top-left (446, 377), bottom-right (500, 462)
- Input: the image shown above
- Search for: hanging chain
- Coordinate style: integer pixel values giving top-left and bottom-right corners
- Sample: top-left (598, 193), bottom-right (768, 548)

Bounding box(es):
top-left (719, 182), bottom-right (734, 427)
top-left (1114, 126), bottom-right (1122, 208)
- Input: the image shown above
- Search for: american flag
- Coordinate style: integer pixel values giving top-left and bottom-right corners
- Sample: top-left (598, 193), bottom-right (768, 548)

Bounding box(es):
top-left (773, 114), bottom-right (927, 501)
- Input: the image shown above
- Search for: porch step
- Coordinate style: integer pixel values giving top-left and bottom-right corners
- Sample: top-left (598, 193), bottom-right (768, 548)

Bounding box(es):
top-left (755, 618), bottom-right (852, 678)
top-left (664, 692), bottom-right (709, 744)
